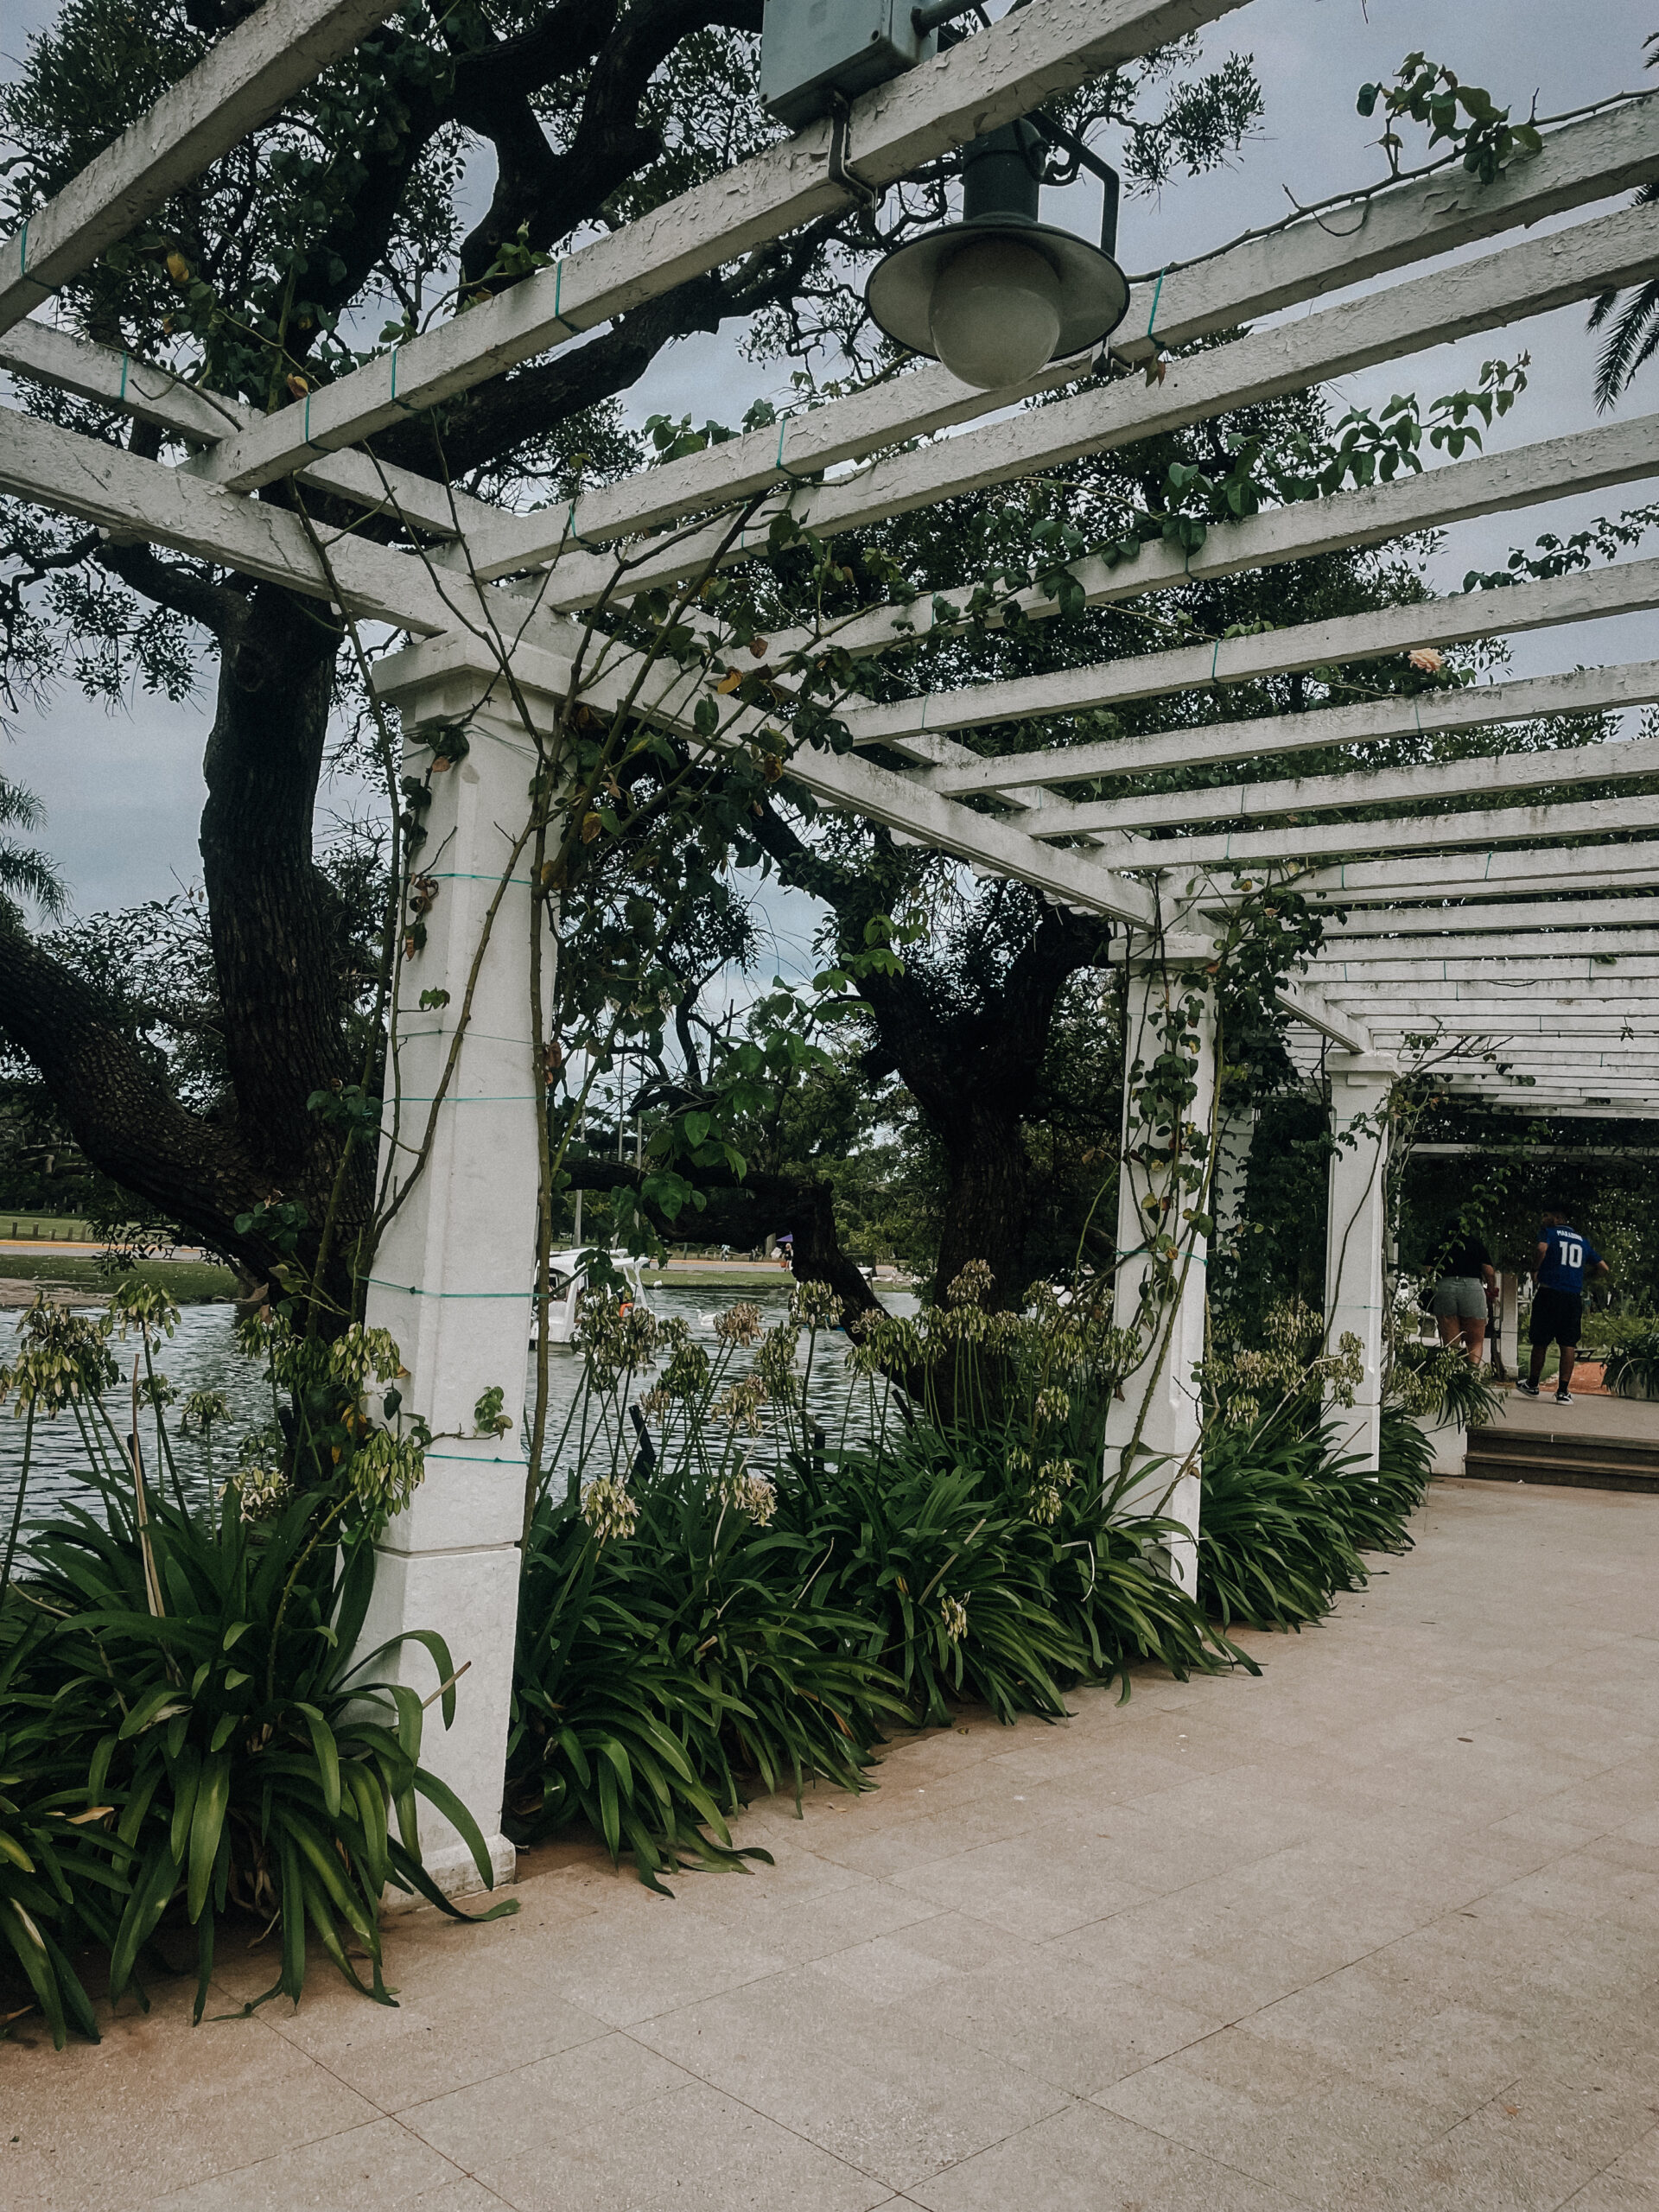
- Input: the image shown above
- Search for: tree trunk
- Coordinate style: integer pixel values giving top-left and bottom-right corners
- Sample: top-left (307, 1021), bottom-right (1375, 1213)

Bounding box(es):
top-left (0, 581), bottom-right (372, 1313)
top-left (934, 1095), bottom-right (1033, 1307)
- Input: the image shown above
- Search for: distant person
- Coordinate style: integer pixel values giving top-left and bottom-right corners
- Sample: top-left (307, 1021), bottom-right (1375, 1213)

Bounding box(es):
top-left (1517, 1207), bottom-right (1610, 1405)
top-left (1428, 1219), bottom-right (1497, 1364)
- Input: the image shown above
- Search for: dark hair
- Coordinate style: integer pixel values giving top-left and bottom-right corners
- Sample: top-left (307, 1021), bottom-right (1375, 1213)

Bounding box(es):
top-left (1541, 1203), bottom-right (1570, 1218)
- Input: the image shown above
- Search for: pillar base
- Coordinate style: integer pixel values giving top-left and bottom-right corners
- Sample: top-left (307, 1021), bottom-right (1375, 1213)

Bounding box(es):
top-left (384, 1830), bottom-right (518, 1915)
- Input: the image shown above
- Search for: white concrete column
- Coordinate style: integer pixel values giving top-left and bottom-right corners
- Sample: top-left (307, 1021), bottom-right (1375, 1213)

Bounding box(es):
top-left (1324, 1057), bottom-right (1394, 1472)
top-left (1211, 1106), bottom-right (1255, 1254)
top-left (359, 636), bottom-right (556, 1901)
top-left (1498, 1270), bottom-right (1520, 1379)
top-left (1104, 966), bottom-right (1217, 1598)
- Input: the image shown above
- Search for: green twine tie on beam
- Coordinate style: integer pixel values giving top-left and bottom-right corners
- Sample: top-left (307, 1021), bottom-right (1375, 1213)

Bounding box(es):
top-left (1146, 267), bottom-right (1166, 339)
top-left (563, 500), bottom-right (604, 553)
top-left (773, 414), bottom-right (813, 483)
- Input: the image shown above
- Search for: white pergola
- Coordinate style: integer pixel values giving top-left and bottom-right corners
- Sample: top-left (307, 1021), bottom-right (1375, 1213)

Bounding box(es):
top-left (3, 0), bottom-right (1656, 1889)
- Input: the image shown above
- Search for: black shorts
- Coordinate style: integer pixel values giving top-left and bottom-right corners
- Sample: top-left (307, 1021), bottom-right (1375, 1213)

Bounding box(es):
top-left (1530, 1287), bottom-right (1583, 1348)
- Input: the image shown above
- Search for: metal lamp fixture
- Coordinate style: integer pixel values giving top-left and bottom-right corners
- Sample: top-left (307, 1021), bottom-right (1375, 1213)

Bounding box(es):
top-left (865, 120), bottom-right (1130, 391)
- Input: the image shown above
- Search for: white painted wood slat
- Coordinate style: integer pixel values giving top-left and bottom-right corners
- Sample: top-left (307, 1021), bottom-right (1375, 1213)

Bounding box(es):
top-left (0, 0), bottom-right (402, 335)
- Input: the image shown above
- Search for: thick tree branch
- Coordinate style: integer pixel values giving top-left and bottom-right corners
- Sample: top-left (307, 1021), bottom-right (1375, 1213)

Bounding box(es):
top-left (569, 1154), bottom-right (882, 1321)
top-left (95, 538), bottom-right (243, 643)
top-left (0, 909), bottom-right (284, 1273)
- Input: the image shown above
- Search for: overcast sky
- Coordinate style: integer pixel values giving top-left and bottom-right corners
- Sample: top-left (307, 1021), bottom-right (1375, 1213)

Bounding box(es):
top-left (3, 0), bottom-right (1656, 964)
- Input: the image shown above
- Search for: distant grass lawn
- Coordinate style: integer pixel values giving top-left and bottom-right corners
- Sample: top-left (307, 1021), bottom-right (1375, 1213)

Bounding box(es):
top-left (1, 1213), bottom-right (97, 1240)
top-left (0, 1255), bottom-right (238, 1303)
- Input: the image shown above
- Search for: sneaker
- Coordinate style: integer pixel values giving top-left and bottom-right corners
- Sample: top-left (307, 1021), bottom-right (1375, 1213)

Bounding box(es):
top-left (1555, 1389), bottom-right (1573, 1405)
top-left (1516, 1379), bottom-right (1541, 1397)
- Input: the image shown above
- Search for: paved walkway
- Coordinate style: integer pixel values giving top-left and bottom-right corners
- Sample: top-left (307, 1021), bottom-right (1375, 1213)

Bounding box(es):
top-left (7, 1478), bottom-right (1659, 2211)
top-left (1489, 1384), bottom-right (1659, 1447)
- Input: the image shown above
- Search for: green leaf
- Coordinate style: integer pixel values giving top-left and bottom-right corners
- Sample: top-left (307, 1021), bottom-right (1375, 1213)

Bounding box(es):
top-left (187, 1754), bottom-right (232, 1923)
top-left (295, 1702), bottom-right (341, 1817)
top-left (118, 1681), bottom-right (191, 1741)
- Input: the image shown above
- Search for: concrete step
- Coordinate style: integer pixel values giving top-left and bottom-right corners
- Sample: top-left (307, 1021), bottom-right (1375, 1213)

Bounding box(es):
top-left (1463, 1424), bottom-right (1659, 1494)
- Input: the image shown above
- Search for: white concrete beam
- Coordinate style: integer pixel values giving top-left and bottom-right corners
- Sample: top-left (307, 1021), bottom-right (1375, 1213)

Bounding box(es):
top-left (1274, 980), bottom-right (1377, 1056)
top-left (368, 629), bottom-right (1164, 930)
top-left (0, 404), bottom-right (474, 633)
top-left (840, 551), bottom-right (1659, 754)
top-left (599, 199), bottom-right (1659, 619)
top-left (0, 0), bottom-right (401, 335)
top-left (1056, 727), bottom-right (1659, 842)
top-left (459, 102), bottom-right (1659, 594)
top-left (0, 318), bottom-right (502, 541)
top-left (185, 0), bottom-right (1246, 493)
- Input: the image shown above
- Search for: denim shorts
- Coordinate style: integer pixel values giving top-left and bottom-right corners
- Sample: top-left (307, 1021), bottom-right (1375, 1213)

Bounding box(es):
top-left (1430, 1275), bottom-right (1487, 1320)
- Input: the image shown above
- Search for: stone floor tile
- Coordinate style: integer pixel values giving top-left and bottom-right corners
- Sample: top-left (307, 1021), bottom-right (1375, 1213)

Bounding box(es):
top-left (264, 1941), bottom-right (614, 2112)
top-left (629, 1963), bottom-right (1072, 2189)
top-left (1246, 1963), bottom-right (1536, 2108)
top-left (1456, 2060), bottom-right (1659, 2176)
top-left (1557, 2125), bottom-right (1659, 2210)
top-left (0, 1969), bottom-right (388, 2203)
top-left (672, 1862), bottom-right (944, 1963)
top-left (887, 1823), bottom-right (1162, 1941)
top-left (138, 2116), bottom-right (497, 2211)
top-left (531, 1897), bottom-right (791, 2027)
top-left (1093, 2024), bottom-right (1467, 2197)
top-left (1332, 2117), bottom-right (1600, 2212)
top-left (435, 2076), bottom-right (891, 2212)
top-left (810, 1933), bottom-right (961, 2005)
top-left (884, 1947), bottom-right (1218, 2098)
top-left (903, 2098), bottom-right (1313, 2211)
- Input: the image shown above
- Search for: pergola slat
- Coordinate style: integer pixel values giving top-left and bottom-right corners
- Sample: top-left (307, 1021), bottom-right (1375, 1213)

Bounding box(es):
top-left (839, 550), bottom-right (1659, 753)
top-left (580, 200), bottom-right (1659, 618)
top-left (184, 0), bottom-right (1245, 494)
top-left (927, 659), bottom-right (1659, 803)
top-left (1325, 899), bottom-right (1659, 939)
top-left (1243, 838), bottom-right (1659, 900)
top-left (0, 0), bottom-right (404, 337)
top-left (1313, 949), bottom-right (1659, 980)
top-left (1057, 732), bottom-right (1659, 843)
top-left (0, 320), bottom-right (497, 540)
top-left (451, 100), bottom-right (1659, 591)
top-left (1104, 792), bottom-right (1659, 870)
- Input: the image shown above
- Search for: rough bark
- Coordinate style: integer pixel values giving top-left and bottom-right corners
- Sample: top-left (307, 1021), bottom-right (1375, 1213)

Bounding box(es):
top-left (749, 802), bottom-right (1113, 1308)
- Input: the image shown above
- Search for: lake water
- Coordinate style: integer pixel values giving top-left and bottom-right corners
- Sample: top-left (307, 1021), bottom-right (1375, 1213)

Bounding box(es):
top-left (0, 1280), bottom-right (920, 1541)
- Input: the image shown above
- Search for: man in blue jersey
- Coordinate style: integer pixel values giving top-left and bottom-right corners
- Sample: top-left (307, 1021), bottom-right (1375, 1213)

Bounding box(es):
top-left (1517, 1208), bottom-right (1610, 1405)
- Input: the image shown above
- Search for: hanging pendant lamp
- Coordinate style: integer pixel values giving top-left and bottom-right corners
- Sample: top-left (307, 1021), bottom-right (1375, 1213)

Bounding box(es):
top-left (865, 121), bottom-right (1129, 391)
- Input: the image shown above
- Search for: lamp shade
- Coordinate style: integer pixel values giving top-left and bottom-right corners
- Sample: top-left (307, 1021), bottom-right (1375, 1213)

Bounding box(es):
top-left (866, 215), bottom-right (1129, 389)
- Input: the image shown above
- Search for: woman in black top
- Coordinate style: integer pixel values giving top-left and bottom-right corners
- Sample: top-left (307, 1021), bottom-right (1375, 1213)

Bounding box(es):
top-left (1429, 1223), bottom-right (1497, 1364)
